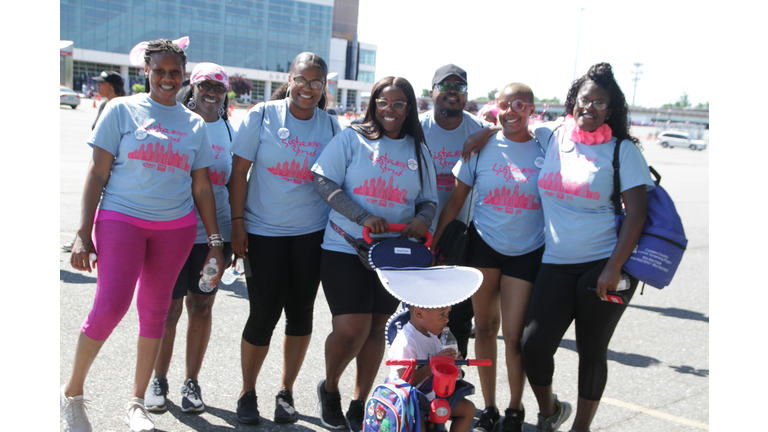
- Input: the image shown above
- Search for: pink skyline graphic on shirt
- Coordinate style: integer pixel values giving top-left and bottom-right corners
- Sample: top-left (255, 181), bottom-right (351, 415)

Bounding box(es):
top-left (267, 157), bottom-right (315, 184)
top-left (209, 168), bottom-right (227, 185)
top-left (437, 173), bottom-right (456, 191)
top-left (353, 175), bottom-right (409, 206)
top-left (128, 142), bottom-right (191, 172)
top-left (538, 171), bottom-right (600, 200)
top-left (484, 184), bottom-right (540, 212)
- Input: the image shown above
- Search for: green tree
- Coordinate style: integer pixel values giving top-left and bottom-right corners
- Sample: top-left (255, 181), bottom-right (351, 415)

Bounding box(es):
top-left (132, 83), bottom-right (145, 93)
top-left (487, 89), bottom-right (498, 100)
top-left (695, 101), bottom-right (709, 109)
top-left (535, 96), bottom-right (560, 103)
top-left (422, 89), bottom-right (430, 97)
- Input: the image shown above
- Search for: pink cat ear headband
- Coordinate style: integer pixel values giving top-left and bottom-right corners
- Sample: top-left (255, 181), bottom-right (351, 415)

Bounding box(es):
top-left (129, 36), bottom-right (190, 66)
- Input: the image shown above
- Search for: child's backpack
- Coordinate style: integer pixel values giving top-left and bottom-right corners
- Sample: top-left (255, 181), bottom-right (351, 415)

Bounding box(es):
top-left (362, 378), bottom-right (421, 432)
top-left (612, 141), bottom-right (688, 290)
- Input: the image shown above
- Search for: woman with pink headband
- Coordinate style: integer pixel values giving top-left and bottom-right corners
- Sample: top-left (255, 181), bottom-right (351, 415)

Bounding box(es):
top-left (61, 39), bottom-right (224, 432)
top-left (143, 62), bottom-right (236, 416)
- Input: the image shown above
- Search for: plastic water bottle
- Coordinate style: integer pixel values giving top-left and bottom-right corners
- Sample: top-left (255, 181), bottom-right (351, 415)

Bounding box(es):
top-left (439, 327), bottom-right (459, 357)
top-left (198, 258), bottom-right (218, 293)
top-left (221, 257), bottom-right (244, 285)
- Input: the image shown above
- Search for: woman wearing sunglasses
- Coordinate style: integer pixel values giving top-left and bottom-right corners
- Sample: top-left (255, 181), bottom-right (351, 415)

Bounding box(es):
top-left (432, 83), bottom-right (544, 432)
top-left (142, 62), bottom-right (234, 415)
top-left (228, 52), bottom-right (340, 425)
top-left (518, 63), bottom-right (654, 432)
top-left (311, 76), bottom-right (437, 431)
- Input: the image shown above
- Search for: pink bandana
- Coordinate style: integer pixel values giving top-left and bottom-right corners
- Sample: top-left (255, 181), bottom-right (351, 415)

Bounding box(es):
top-left (564, 115), bottom-right (612, 145)
top-left (129, 36), bottom-right (190, 66)
top-left (190, 62), bottom-right (229, 90)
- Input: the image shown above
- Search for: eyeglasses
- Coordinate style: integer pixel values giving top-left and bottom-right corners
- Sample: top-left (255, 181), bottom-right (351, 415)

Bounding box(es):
top-left (197, 82), bottom-right (227, 94)
top-left (291, 76), bottom-right (325, 90)
top-left (435, 81), bottom-right (468, 94)
top-left (497, 100), bottom-right (532, 112)
top-left (375, 98), bottom-right (408, 111)
top-left (576, 97), bottom-right (609, 111)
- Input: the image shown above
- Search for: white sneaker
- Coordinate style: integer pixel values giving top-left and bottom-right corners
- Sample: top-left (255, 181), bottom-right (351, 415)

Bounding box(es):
top-left (60, 385), bottom-right (93, 432)
top-left (123, 398), bottom-right (155, 432)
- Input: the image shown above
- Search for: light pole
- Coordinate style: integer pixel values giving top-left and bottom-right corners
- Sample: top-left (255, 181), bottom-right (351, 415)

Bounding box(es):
top-left (631, 63), bottom-right (643, 106)
top-left (573, 7), bottom-right (585, 81)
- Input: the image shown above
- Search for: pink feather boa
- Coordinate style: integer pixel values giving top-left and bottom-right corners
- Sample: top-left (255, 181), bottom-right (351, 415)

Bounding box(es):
top-left (564, 115), bottom-right (612, 145)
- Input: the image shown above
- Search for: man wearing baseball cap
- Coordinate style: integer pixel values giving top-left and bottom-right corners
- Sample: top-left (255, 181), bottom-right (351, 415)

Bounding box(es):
top-left (419, 63), bottom-right (492, 428)
top-left (91, 70), bottom-right (126, 129)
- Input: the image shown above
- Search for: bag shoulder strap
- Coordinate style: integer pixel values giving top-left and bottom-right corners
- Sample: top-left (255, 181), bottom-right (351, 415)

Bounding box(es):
top-left (612, 140), bottom-right (622, 216)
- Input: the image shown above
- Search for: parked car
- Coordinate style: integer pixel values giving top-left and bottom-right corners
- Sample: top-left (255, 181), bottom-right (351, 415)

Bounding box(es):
top-left (60, 86), bottom-right (80, 109)
top-left (656, 131), bottom-right (707, 150)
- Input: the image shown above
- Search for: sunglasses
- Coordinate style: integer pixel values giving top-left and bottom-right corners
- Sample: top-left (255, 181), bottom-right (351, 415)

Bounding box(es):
top-left (576, 97), bottom-right (609, 111)
top-left (435, 81), bottom-right (467, 94)
top-left (375, 98), bottom-right (407, 111)
top-left (291, 76), bottom-right (325, 90)
top-left (197, 82), bottom-right (227, 93)
top-left (497, 100), bottom-right (532, 112)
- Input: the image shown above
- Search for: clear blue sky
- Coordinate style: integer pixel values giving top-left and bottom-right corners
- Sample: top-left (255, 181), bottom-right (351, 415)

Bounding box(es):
top-left (358, 0), bottom-right (710, 108)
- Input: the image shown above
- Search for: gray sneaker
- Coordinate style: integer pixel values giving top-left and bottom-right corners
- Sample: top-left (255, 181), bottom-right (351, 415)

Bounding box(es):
top-left (181, 379), bottom-right (205, 413)
top-left (536, 396), bottom-right (572, 432)
top-left (145, 377), bottom-right (168, 412)
top-left (60, 385), bottom-right (92, 432)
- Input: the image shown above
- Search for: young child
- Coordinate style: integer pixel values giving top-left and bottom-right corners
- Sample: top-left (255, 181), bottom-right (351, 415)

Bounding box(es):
top-left (388, 304), bottom-right (476, 432)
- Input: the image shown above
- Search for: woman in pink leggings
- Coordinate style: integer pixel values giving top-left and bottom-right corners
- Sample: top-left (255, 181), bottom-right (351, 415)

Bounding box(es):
top-left (61, 38), bottom-right (224, 432)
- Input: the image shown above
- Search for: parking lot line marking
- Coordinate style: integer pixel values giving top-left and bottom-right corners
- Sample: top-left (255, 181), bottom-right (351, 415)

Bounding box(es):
top-left (602, 397), bottom-right (709, 430)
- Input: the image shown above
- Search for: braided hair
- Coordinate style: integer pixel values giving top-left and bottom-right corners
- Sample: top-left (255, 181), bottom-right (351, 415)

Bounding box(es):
top-left (143, 39), bottom-right (187, 94)
top-left (565, 63), bottom-right (640, 148)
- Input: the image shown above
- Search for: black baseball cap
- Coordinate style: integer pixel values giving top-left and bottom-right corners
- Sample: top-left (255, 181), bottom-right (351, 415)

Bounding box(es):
top-left (92, 70), bottom-right (124, 88)
top-left (432, 64), bottom-right (467, 87)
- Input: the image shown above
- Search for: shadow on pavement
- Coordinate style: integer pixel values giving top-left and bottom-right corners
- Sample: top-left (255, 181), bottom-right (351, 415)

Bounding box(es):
top-left (668, 365), bottom-right (709, 377)
top-left (627, 304), bottom-right (709, 323)
top-left (165, 400), bottom-right (322, 431)
top-left (560, 339), bottom-right (662, 368)
top-left (217, 279), bottom-right (249, 301)
top-left (60, 269), bottom-right (97, 284)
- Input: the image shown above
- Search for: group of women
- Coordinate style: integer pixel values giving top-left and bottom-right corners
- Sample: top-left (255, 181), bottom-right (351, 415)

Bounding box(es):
top-left (61, 36), bottom-right (652, 432)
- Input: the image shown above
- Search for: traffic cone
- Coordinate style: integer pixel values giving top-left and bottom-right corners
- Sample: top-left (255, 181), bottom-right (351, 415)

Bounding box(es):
top-left (646, 133), bottom-right (652, 140)
top-left (93, 99), bottom-right (97, 108)
top-left (98, 94), bottom-right (101, 101)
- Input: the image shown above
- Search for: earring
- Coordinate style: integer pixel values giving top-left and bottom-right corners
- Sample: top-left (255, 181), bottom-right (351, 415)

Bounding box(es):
top-left (219, 105), bottom-right (226, 117)
top-left (186, 100), bottom-right (196, 110)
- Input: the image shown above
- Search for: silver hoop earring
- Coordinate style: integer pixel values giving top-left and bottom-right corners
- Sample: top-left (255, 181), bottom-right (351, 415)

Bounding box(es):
top-left (186, 100), bottom-right (196, 110)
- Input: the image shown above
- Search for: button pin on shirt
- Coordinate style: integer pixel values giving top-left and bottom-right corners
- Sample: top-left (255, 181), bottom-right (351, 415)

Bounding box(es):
top-left (134, 128), bottom-right (148, 140)
top-left (407, 158), bottom-right (418, 171)
top-left (278, 127), bottom-right (290, 140)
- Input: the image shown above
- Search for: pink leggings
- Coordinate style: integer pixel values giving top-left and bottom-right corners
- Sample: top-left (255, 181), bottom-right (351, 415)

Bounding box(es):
top-left (81, 220), bottom-right (196, 340)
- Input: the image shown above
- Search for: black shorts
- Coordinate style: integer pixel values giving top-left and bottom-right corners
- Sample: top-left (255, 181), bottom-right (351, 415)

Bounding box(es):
top-left (466, 223), bottom-right (544, 283)
top-left (320, 249), bottom-right (401, 316)
top-left (242, 230), bottom-right (324, 346)
top-left (172, 242), bottom-right (234, 299)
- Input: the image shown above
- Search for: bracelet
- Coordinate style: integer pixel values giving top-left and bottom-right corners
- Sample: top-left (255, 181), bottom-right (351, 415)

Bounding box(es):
top-left (231, 216), bottom-right (244, 221)
top-left (208, 240), bottom-right (224, 248)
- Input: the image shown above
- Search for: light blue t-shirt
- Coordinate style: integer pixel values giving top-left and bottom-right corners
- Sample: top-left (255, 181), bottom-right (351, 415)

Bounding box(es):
top-left (534, 121), bottom-right (655, 264)
top-left (193, 118), bottom-right (235, 243)
top-left (420, 110), bottom-right (491, 230)
top-left (87, 93), bottom-right (216, 221)
top-left (311, 128), bottom-right (439, 255)
top-left (231, 99), bottom-right (341, 236)
top-left (453, 131), bottom-right (545, 256)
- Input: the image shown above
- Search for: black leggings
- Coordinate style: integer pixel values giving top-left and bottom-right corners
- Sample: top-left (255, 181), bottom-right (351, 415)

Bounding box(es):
top-left (241, 230), bottom-right (324, 346)
top-left (521, 259), bottom-right (638, 401)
